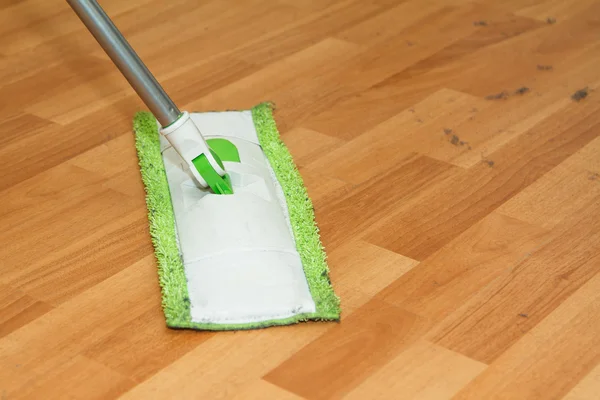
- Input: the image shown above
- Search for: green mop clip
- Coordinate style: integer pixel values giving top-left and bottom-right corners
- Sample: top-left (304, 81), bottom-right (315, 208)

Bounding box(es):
top-left (192, 138), bottom-right (241, 195)
top-left (158, 111), bottom-right (241, 195)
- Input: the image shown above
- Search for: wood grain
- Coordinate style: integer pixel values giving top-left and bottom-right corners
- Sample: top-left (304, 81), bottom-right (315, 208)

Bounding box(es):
top-left (345, 340), bottom-right (487, 400)
top-left (562, 364), bottom-right (600, 400)
top-left (230, 380), bottom-right (305, 400)
top-left (451, 270), bottom-right (600, 399)
top-left (378, 212), bottom-right (551, 321)
top-left (0, 284), bottom-right (53, 339)
top-left (1, 0), bottom-right (600, 398)
top-left (430, 196), bottom-right (600, 363)
top-left (265, 299), bottom-right (428, 400)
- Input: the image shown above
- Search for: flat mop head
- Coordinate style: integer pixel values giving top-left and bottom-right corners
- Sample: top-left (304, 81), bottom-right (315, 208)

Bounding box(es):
top-left (133, 102), bottom-right (340, 330)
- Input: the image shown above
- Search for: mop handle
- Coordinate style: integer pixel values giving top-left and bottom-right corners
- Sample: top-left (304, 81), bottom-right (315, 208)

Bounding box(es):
top-left (66, 0), bottom-right (181, 127)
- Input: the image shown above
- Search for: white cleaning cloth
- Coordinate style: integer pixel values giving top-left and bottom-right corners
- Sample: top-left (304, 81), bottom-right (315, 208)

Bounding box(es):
top-left (159, 111), bottom-right (316, 324)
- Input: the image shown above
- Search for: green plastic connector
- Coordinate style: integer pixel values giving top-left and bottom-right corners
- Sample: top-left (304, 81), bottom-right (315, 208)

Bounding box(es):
top-left (206, 138), bottom-right (240, 162)
top-left (191, 138), bottom-right (240, 195)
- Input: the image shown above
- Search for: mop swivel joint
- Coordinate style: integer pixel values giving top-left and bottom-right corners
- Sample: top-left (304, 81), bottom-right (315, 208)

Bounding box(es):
top-left (160, 112), bottom-right (234, 195)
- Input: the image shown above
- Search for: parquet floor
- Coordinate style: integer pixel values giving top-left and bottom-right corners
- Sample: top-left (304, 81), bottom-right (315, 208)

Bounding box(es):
top-left (1, 0), bottom-right (600, 398)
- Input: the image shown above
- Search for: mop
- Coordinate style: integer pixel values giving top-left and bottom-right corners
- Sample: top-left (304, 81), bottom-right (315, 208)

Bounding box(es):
top-left (67, 0), bottom-right (340, 330)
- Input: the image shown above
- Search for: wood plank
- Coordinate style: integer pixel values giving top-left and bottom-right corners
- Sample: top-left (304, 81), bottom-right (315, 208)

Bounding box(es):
top-left (396, 5), bottom-right (600, 100)
top-left (334, 0), bottom-right (444, 45)
top-left (198, 4), bottom-right (507, 135)
top-left (26, 0), bottom-right (219, 81)
top-left (304, 3), bottom-right (545, 140)
top-left (562, 364), bottom-right (600, 400)
top-left (430, 197), bottom-right (600, 363)
top-left (378, 10), bottom-right (546, 97)
top-left (0, 0), bottom-right (72, 38)
top-left (364, 96), bottom-right (600, 260)
top-left (24, 72), bottom-right (133, 125)
top-left (564, 134), bottom-right (600, 172)
top-left (83, 308), bottom-right (212, 382)
top-left (0, 113), bottom-right (57, 148)
top-left (306, 88), bottom-right (485, 183)
top-left (0, 256), bottom-right (159, 394)
top-left (0, 0), bottom-right (21, 12)
top-left (0, 56), bottom-right (115, 115)
top-left (2, 210), bottom-right (151, 306)
top-left (515, 0), bottom-right (599, 21)
top-left (316, 154), bottom-right (457, 252)
top-left (119, 323), bottom-right (333, 399)
top-left (0, 164), bottom-right (142, 275)
top-left (497, 135), bottom-right (600, 228)
top-left (430, 38), bottom-right (600, 168)
top-left (9, 355), bottom-right (135, 400)
top-left (0, 48), bottom-right (80, 87)
top-left (298, 168), bottom-right (356, 210)
top-left (229, 0), bottom-right (385, 66)
top-left (377, 212), bottom-right (550, 321)
top-left (264, 299), bottom-right (427, 400)
top-left (0, 96), bottom-right (142, 191)
top-left (0, 0), bottom-right (156, 55)
top-left (275, 0), bottom-right (341, 11)
top-left (448, 96), bottom-right (571, 168)
top-left (440, 39), bottom-right (600, 167)
top-left (190, 37), bottom-right (364, 132)
top-left (451, 271), bottom-right (600, 399)
top-left (345, 340), bottom-right (487, 400)
top-left (282, 127), bottom-right (345, 167)
top-left (104, 0), bottom-right (308, 68)
top-left (67, 133), bottom-right (145, 197)
top-left (327, 241), bottom-right (419, 314)
top-left (0, 284), bottom-right (53, 339)
top-left (230, 380), bottom-right (305, 400)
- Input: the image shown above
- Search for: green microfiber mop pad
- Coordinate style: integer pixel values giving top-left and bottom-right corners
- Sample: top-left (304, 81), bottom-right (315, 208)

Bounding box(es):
top-left (133, 102), bottom-right (340, 330)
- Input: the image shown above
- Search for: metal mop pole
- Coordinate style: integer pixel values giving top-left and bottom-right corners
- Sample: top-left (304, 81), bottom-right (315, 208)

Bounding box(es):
top-left (66, 0), bottom-right (181, 127)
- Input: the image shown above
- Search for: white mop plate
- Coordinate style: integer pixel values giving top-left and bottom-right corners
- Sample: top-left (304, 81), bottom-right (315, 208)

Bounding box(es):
top-left (158, 111), bottom-right (316, 324)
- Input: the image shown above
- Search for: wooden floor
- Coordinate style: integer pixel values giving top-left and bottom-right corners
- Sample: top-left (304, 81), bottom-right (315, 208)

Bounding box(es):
top-left (1, 0), bottom-right (600, 398)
